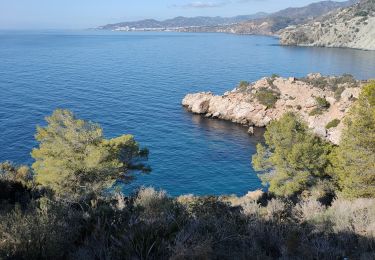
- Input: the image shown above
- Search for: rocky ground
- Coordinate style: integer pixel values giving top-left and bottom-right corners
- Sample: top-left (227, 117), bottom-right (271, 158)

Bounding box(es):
top-left (182, 74), bottom-right (366, 144)
top-left (280, 0), bottom-right (375, 50)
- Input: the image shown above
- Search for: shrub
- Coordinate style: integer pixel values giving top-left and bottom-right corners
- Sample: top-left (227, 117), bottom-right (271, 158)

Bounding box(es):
top-left (308, 97), bottom-right (330, 116)
top-left (309, 108), bottom-right (323, 116)
top-left (326, 119), bottom-right (341, 129)
top-left (294, 198), bottom-right (325, 222)
top-left (0, 162), bottom-right (34, 208)
top-left (328, 198), bottom-right (375, 237)
top-left (355, 10), bottom-right (368, 17)
top-left (301, 77), bottom-right (328, 89)
top-left (315, 96), bottom-right (330, 109)
top-left (241, 201), bottom-right (261, 217)
top-left (266, 198), bottom-right (288, 222)
top-left (255, 87), bottom-right (280, 108)
top-left (134, 187), bottom-right (173, 218)
top-left (334, 86), bottom-right (345, 100)
top-left (0, 199), bottom-right (82, 259)
top-left (238, 81), bottom-right (249, 92)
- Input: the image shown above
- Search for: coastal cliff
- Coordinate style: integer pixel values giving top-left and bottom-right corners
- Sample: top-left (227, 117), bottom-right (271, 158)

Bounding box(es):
top-left (280, 0), bottom-right (375, 50)
top-left (182, 74), bottom-right (366, 144)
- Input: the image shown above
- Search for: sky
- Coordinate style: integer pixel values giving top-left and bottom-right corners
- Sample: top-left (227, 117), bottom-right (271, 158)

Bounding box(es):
top-left (0, 0), bottom-right (348, 29)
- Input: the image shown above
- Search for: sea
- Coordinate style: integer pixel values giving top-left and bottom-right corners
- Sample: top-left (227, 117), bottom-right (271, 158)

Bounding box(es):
top-left (1, 30), bottom-right (375, 196)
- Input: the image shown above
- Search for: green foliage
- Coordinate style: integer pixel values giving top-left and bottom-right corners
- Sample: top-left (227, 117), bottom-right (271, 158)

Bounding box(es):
top-left (0, 162), bottom-right (35, 209)
top-left (308, 107), bottom-right (323, 116)
top-left (330, 73), bottom-right (358, 90)
top-left (334, 86), bottom-right (345, 100)
top-left (315, 96), bottom-right (330, 109)
top-left (0, 161), bottom-right (32, 186)
top-left (239, 81), bottom-right (249, 87)
top-left (355, 10), bottom-right (368, 16)
top-left (252, 113), bottom-right (334, 197)
top-left (300, 74), bottom-right (358, 92)
top-left (301, 77), bottom-right (327, 89)
top-left (308, 97), bottom-right (330, 116)
top-left (332, 82), bottom-right (375, 198)
top-left (238, 81), bottom-right (249, 92)
top-left (326, 119), bottom-right (341, 129)
top-left (31, 109), bottom-right (148, 199)
top-left (255, 87), bottom-right (280, 108)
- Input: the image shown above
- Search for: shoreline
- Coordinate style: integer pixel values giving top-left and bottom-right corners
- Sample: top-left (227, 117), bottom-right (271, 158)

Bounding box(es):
top-left (182, 73), bottom-right (366, 144)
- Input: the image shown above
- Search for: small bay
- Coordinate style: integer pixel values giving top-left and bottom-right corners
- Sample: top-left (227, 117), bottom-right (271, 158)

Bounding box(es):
top-left (1, 30), bottom-right (375, 196)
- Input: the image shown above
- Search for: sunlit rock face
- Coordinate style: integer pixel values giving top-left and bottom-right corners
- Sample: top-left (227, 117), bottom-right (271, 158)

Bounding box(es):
top-left (183, 74), bottom-right (366, 144)
top-left (280, 0), bottom-right (375, 51)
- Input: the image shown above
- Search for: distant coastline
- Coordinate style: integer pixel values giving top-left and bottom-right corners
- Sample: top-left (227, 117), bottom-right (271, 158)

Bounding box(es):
top-left (98, 0), bottom-right (375, 51)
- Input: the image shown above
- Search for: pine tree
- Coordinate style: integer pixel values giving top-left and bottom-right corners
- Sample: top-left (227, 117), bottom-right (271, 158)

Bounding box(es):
top-left (252, 113), bottom-right (334, 197)
top-left (333, 82), bottom-right (375, 198)
top-left (31, 109), bottom-right (148, 199)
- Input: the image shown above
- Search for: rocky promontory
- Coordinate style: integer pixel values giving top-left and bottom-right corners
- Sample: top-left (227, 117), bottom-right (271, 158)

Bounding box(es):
top-left (182, 74), bottom-right (366, 144)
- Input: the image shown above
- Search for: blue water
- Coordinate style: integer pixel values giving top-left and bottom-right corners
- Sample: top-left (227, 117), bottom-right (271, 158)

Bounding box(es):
top-left (1, 31), bottom-right (375, 196)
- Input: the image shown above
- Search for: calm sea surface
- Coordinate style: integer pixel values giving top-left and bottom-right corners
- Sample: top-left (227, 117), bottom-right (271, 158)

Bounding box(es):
top-left (1, 31), bottom-right (375, 196)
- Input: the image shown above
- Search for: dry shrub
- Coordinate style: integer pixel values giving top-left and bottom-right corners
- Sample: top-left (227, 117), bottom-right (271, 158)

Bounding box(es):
top-left (134, 186), bottom-right (168, 208)
top-left (328, 198), bottom-right (375, 237)
top-left (170, 221), bottom-right (214, 260)
top-left (134, 187), bottom-right (178, 223)
top-left (241, 201), bottom-right (261, 217)
top-left (266, 198), bottom-right (288, 222)
top-left (0, 199), bottom-right (81, 259)
top-left (294, 198), bottom-right (326, 222)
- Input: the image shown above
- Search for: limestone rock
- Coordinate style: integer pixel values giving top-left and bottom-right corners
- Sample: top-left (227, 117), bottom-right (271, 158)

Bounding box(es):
top-left (182, 74), bottom-right (367, 144)
top-left (248, 127), bottom-right (254, 135)
top-left (279, 0), bottom-right (375, 51)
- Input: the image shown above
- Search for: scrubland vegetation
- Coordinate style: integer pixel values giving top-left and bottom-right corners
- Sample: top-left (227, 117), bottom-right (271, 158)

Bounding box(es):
top-left (255, 87), bottom-right (280, 108)
top-left (0, 82), bottom-right (374, 259)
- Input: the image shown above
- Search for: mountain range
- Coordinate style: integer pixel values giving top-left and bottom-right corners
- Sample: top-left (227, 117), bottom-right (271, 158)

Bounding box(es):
top-left (98, 0), bottom-right (374, 50)
top-left (98, 13), bottom-right (268, 30)
top-left (98, 0), bottom-right (355, 31)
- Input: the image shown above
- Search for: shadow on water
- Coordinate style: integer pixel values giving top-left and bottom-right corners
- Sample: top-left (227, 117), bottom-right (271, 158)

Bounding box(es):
top-left (188, 111), bottom-right (265, 142)
top-left (122, 109), bottom-right (266, 197)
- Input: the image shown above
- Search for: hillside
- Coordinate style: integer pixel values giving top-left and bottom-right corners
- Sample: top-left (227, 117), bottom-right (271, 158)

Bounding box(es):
top-left (280, 0), bottom-right (375, 50)
top-left (98, 1), bottom-right (353, 33)
top-left (208, 0), bottom-right (355, 35)
top-left (98, 13), bottom-right (268, 31)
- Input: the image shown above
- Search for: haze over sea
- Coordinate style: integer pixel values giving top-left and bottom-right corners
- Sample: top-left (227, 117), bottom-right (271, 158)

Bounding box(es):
top-left (1, 30), bottom-right (375, 196)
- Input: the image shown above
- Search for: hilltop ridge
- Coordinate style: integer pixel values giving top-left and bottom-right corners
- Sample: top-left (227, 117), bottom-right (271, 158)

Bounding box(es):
top-left (98, 1), bottom-right (353, 33)
top-left (98, 13), bottom-right (268, 31)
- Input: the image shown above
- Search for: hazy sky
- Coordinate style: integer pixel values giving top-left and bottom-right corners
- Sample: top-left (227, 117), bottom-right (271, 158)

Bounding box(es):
top-left (0, 0), bottom-right (348, 29)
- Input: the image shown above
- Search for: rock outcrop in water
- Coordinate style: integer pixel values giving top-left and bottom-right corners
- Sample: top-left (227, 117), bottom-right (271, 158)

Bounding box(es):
top-left (182, 74), bottom-right (366, 144)
top-left (280, 0), bottom-right (375, 50)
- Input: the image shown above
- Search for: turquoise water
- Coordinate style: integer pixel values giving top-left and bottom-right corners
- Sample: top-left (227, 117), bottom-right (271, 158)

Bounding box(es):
top-left (1, 31), bottom-right (375, 196)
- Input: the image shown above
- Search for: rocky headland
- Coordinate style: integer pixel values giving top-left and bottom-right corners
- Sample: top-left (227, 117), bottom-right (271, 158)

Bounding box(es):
top-left (182, 74), bottom-right (367, 144)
